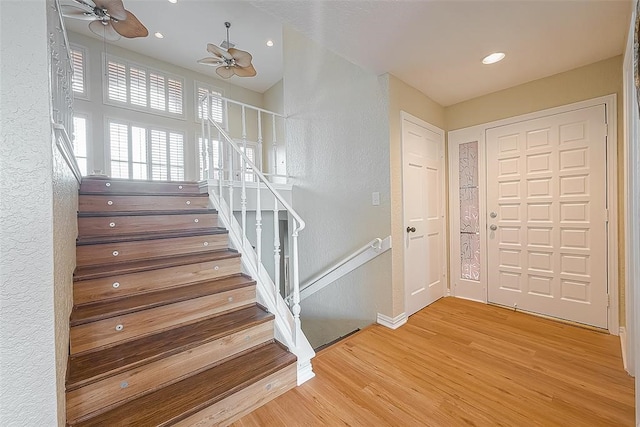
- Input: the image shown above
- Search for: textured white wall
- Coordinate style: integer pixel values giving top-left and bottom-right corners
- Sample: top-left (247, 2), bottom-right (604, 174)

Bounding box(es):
top-left (283, 27), bottom-right (391, 348)
top-left (2, 1), bottom-right (78, 425)
top-left (1, 0), bottom-right (62, 425)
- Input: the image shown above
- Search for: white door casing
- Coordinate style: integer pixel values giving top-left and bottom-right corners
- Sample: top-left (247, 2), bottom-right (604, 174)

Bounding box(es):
top-left (402, 113), bottom-right (446, 317)
top-left (486, 105), bottom-right (608, 328)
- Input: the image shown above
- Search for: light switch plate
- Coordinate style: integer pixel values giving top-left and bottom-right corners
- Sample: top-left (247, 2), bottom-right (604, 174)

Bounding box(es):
top-left (372, 192), bottom-right (380, 206)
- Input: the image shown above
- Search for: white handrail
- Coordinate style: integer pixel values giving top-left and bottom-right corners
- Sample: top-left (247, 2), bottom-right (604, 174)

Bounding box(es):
top-left (293, 236), bottom-right (392, 302)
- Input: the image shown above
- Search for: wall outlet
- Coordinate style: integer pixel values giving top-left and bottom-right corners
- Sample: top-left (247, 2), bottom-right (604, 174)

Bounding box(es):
top-left (372, 192), bottom-right (380, 206)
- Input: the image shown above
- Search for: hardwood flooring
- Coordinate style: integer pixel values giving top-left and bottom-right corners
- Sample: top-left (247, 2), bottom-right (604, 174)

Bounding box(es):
top-left (234, 297), bottom-right (635, 426)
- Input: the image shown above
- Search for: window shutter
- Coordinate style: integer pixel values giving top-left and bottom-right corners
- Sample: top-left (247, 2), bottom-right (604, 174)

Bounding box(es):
top-left (168, 79), bottom-right (183, 114)
top-left (72, 116), bottom-right (88, 175)
top-left (149, 73), bottom-right (166, 111)
top-left (150, 129), bottom-right (168, 180)
top-left (197, 87), bottom-right (209, 120)
top-left (211, 91), bottom-right (223, 123)
top-left (131, 126), bottom-right (148, 179)
top-left (70, 49), bottom-right (85, 94)
top-left (107, 61), bottom-right (127, 103)
top-left (129, 67), bottom-right (147, 107)
top-left (169, 132), bottom-right (184, 180)
top-left (109, 122), bottom-right (129, 178)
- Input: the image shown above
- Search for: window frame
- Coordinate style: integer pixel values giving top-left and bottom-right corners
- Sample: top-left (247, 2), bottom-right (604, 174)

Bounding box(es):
top-left (72, 112), bottom-right (91, 176)
top-left (195, 81), bottom-right (225, 124)
top-left (102, 53), bottom-right (186, 120)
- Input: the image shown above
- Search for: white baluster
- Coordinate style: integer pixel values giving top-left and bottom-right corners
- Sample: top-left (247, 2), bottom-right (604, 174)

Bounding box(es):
top-left (256, 180), bottom-right (262, 268)
top-left (218, 129), bottom-right (223, 197)
top-left (257, 111), bottom-right (263, 175)
top-left (291, 218), bottom-right (301, 347)
top-left (200, 96), bottom-right (206, 180)
top-left (206, 101), bottom-right (212, 179)
top-left (273, 197), bottom-right (281, 305)
top-left (272, 114), bottom-right (277, 176)
top-left (240, 105), bottom-right (247, 241)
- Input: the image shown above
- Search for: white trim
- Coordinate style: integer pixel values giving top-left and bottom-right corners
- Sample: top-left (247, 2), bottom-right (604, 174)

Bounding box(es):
top-left (620, 327), bottom-right (629, 372)
top-left (448, 95), bottom-right (619, 334)
top-left (53, 123), bottom-right (82, 183)
top-left (69, 43), bottom-right (89, 101)
top-left (296, 359), bottom-right (315, 386)
top-left (377, 312), bottom-right (408, 330)
top-left (400, 111), bottom-right (448, 315)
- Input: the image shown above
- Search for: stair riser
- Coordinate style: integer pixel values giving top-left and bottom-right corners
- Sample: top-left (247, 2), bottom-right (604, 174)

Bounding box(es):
top-left (79, 195), bottom-right (209, 213)
top-left (70, 286), bottom-right (256, 355)
top-left (78, 213), bottom-right (217, 237)
top-left (81, 179), bottom-right (202, 195)
top-left (76, 235), bottom-right (229, 267)
top-left (66, 322), bottom-right (274, 424)
top-left (171, 363), bottom-right (297, 427)
top-left (73, 257), bottom-right (242, 305)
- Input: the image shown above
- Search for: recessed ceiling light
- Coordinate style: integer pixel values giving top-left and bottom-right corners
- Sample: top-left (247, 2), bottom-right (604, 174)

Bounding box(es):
top-left (168, 0), bottom-right (177, 3)
top-left (154, 32), bottom-right (164, 39)
top-left (266, 40), bottom-right (274, 47)
top-left (482, 52), bottom-right (505, 65)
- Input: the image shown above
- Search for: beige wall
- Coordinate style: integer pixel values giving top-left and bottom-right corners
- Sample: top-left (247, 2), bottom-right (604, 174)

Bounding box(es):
top-left (445, 55), bottom-right (625, 325)
top-left (388, 74), bottom-right (446, 317)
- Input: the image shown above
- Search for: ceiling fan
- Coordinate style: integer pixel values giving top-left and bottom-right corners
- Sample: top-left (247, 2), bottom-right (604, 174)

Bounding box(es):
top-left (198, 22), bottom-right (257, 79)
top-left (61, 0), bottom-right (148, 41)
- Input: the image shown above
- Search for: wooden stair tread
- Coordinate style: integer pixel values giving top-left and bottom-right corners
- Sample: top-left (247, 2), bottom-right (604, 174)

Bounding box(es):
top-left (67, 304), bottom-right (274, 390)
top-left (70, 274), bottom-right (255, 326)
top-left (76, 228), bottom-right (228, 245)
top-left (72, 342), bottom-right (296, 427)
top-left (80, 177), bottom-right (206, 196)
top-left (77, 209), bottom-right (217, 218)
top-left (74, 250), bottom-right (240, 281)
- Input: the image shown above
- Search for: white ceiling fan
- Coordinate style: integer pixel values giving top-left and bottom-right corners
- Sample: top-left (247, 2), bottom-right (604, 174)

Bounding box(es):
top-left (197, 22), bottom-right (257, 79)
top-left (61, 0), bottom-right (148, 41)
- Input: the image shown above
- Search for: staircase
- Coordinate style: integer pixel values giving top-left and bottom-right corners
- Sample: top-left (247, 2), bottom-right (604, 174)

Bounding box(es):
top-left (66, 177), bottom-right (297, 426)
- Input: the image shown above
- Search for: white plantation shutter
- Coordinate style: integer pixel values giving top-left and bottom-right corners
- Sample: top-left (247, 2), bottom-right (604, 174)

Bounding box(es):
top-left (149, 73), bottom-right (166, 111)
top-left (70, 48), bottom-right (85, 95)
top-left (168, 79), bottom-right (183, 114)
top-left (72, 116), bottom-right (88, 175)
top-left (211, 93), bottom-right (223, 123)
top-left (131, 126), bottom-right (147, 179)
top-left (196, 84), bottom-right (223, 123)
top-left (109, 122), bottom-right (129, 178)
top-left (107, 61), bottom-right (127, 102)
top-left (150, 129), bottom-right (168, 180)
top-left (197, 87), bottom-right (209, 120)
top-left (129, 67), bottom-right (147, 107)
top-left (198, 138), bottom-right (219, 179)
top-left (169, 133), bottom-right (184, 180)
top-left (241, 146), bottom-right (256, 182)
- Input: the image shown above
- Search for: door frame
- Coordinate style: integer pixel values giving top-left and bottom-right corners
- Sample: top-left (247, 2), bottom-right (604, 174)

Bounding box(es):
top-left (448, 95), bottom-right (618, 335)
top-left (401, 111), bottom-right (448, 315)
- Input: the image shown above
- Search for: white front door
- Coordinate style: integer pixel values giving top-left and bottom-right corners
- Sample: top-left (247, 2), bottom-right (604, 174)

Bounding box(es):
top-left (402, 115), bottom-right (446, 317)
top-left (486, 105), bottom-right (608, 328)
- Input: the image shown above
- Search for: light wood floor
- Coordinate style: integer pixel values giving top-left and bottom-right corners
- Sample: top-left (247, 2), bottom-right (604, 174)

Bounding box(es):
top-left (233, 297), bottom-right (635, 426)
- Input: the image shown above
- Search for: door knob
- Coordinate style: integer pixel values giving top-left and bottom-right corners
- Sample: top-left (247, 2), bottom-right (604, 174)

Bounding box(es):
top-left (490, 224), bottom-right (497, 231)
top-left (406, 226), bottom-right (416, 233)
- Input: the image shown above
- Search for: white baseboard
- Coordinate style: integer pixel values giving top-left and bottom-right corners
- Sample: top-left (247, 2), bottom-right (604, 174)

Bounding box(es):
top-left (377, 312), bottom-right (407, 330)
top-left (620, 327), bottom-right (628, 372)
top-left (297, 359), bottom-right (315, 386)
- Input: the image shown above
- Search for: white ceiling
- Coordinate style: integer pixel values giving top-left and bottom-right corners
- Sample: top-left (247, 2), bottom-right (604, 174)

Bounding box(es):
top-left (63, 0), bottom-right (632, 106)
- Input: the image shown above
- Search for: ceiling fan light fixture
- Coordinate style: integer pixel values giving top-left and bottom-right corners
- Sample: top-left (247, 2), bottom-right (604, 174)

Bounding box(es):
top-left (482, 52), bottom-right (506, 65)
top-left (168, 0), bottom-right (177, 3)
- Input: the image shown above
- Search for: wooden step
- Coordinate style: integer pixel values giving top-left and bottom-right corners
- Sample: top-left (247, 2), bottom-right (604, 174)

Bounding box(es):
top-left (70, 276), bottom-right (256, 355)
top-left (66, 305), bottom-right (275, 424)
top-left (79, 194), bottom-right (210, 213)
top-left (73, 255), bottom-right (242, 305)
top-left (80, 177), bottom-right (204, 195)
top-left (77, 210), bottom-right (218, 237)
top-left (70, 342), bottom-right (297, 427)
top-left (74, 250), bottom-right (240, 281)
top-left (76, 229), bottom-right (229, 267)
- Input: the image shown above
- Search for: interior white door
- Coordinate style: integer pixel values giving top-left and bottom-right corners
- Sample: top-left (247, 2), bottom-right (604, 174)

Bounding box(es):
top-left (486, 105), bottom-right (608, 328)
top-left (403, 117), bottom-right (446, 317)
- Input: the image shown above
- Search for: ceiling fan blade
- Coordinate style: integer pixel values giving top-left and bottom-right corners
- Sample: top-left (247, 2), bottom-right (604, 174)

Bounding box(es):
top-left (93, 0), bottom-right (126, 20)
top-left (61, 4), bottom-right (96, 20)
top-left (207, 43), bottom-right (232, 60)
top-left (111, 10), bottom-right (148, 38)
top-left (89, 19), bottom-right (121, 41)
top-left (227, 48), bottom-right (253, 68)
top-left (233, 64), bottom-right (257, 78)
top-left (216, 66), bottom-right (235, 79)
top-left (197, 57), bottom-right (224, 66)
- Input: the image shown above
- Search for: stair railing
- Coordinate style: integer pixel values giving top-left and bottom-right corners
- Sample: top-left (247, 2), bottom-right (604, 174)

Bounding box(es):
top-left (201, 95), bottom-right (314, 381)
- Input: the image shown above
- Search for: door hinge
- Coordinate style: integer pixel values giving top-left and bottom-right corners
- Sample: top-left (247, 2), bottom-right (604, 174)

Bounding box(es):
top-left (605, 209), bottom-right (609, 223)
top-left (607, 294), bottom-right (611, 307)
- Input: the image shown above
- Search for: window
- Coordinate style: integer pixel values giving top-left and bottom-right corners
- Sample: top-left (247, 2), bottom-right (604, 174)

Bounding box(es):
top-left (196, 83), bottom-right (223, 123)
top-left (105, 56), bottom-right (184, 117)
top-left (198, 137), bottom-right (220, 180)
top-left (108, 120), bottom-right (184, 181)
top-left (72, 115), bottom-right (88, 175)
top-left (70, 46), bottom-right (87, 98)
top-left (239, 145), bottom-right (257, 182)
